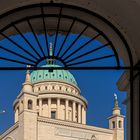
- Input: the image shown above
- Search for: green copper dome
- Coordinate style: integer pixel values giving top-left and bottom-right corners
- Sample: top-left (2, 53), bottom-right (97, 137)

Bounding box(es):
top-left (30, 64), bottom-right (77, 86)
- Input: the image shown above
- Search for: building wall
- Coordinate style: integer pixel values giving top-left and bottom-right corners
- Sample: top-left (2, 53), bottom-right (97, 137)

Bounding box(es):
top-left (37, 117), bottom-right (113, 140)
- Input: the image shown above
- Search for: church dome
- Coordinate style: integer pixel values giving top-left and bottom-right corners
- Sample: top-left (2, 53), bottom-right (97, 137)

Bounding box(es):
top-left (30, 64), bottom-right (77, 86)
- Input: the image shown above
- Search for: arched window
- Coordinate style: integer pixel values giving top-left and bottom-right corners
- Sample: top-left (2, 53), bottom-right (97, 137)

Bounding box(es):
top-left (28, 100), bottom-right (33, 110)
top-left (112, 121), bottom-right (115, 128)
top-left (119, 120), bottom-right (122, 128)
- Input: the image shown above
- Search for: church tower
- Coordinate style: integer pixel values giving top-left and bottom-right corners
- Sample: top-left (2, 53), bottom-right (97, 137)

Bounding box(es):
top-left (13, 66), bottom-right (38, 140)
top-left (108, 94), bottom-right (125, 140)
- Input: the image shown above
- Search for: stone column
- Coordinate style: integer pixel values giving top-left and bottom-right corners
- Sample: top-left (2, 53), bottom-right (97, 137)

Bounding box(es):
top-left (39, 99), bottom-right (42, 116)
top-left (48, 98), bottom-right (51, 118)
top-left (65, 100), bottom-right (69, 120)
top-left (82, 106), bottom-right (86, 124)
top-left (57, 98), bottom-right (60, 119)
top-left (72, 101), bottom-right (76, 122)
top-left (78, 103), bottom-right (81, 123)
top-left (84, 107), bottom-right (86, 124)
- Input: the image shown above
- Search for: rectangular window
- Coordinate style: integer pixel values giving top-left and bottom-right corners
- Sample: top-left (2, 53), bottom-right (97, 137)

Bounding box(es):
top-left (51, 111), bottom-right (56, 119)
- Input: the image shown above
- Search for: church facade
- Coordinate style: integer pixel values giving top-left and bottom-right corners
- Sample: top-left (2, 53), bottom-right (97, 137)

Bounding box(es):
top-left (0, 53), bottom-right (124, 140)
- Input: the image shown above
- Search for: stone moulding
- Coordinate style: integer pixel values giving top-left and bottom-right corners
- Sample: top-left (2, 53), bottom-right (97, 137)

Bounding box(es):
top-left (55, 127), bottom-right (97, 139)
top-left (0, 122), bottom-right (19, 139)
top-left (37, 116), bottom-right (113, 134)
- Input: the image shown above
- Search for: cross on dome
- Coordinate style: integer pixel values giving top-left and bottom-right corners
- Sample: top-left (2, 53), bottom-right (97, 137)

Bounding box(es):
top-left (47, 42), bottom-right (55, 65)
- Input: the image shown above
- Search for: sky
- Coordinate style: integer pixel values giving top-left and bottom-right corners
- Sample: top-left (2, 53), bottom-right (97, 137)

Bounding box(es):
top-left (0, 33), bottom-right (126, 139)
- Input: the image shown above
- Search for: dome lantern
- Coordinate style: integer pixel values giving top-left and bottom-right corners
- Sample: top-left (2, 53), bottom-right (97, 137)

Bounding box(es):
top-left (30, 43), bottom-right (78, 86)
top-left (47, 42), bottom-right (56, 65)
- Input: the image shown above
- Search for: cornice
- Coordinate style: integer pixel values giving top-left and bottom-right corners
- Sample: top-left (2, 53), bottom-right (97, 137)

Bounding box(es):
top-left (107, 114), bottom-right (125, 120)
top-left (32, 80), bottom-right (81, 93)
top-left (37, 116), bottom-right (113, 134)
top-left (0, 122), bottom-right (19, 139)
top-left (17, 91), bottom-right (38, 99)
top-left (38, 92), bottom-right (88, 107)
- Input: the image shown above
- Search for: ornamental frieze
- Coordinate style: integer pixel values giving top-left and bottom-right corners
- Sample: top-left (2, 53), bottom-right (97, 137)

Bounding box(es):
top-left (55, 127), bottom-right (97, 140)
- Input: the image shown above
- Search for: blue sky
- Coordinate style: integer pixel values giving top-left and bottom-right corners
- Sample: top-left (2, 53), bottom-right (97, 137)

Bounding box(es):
top-left (0, 33), bottom-right (126, 139)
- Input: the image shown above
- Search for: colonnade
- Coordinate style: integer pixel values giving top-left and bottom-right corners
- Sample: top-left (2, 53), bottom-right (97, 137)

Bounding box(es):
top-left (38, 98), bottom-right (86, 124)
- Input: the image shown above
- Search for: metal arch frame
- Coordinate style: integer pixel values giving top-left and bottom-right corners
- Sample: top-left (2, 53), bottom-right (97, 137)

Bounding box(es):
top-left (0, 3), bottom-right (139, 140)
top-left (0, 3), bottom-right (134, 68)
top-left (1, 14), bottom-right (119, 69)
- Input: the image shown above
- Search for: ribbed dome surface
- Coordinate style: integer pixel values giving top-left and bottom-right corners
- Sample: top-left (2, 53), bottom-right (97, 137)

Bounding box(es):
top-left (30, 64), bottom-right (77, 86)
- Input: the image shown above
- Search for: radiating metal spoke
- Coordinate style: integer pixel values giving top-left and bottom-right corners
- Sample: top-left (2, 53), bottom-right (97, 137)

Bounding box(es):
top-left (27, 18), bottom-right (46, 57)
top-left (65, 43), bottom-right (109, 64)
top-left (57, 18), bottom-right (76, 57)
top-left (53, 6), bottom-right (63, 56)
top-left (12, 23), bottom-right (42, 59)
top-left (41, 5), bottom-right (49, 56)
top-left (0, 56), bottom-right (35, 66)
top-left (66, 54), bottom-right (115, 67)
top-left (0, 46), bottom-right (36, 63)
top-left (60, 25), bottom-right (88, 59)
top-left (0, 4), bottom-right (123, 69)
top-left (0, 32), bottom-right (38, 61)
top-left (63, 33), bottom-right (101, 61)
